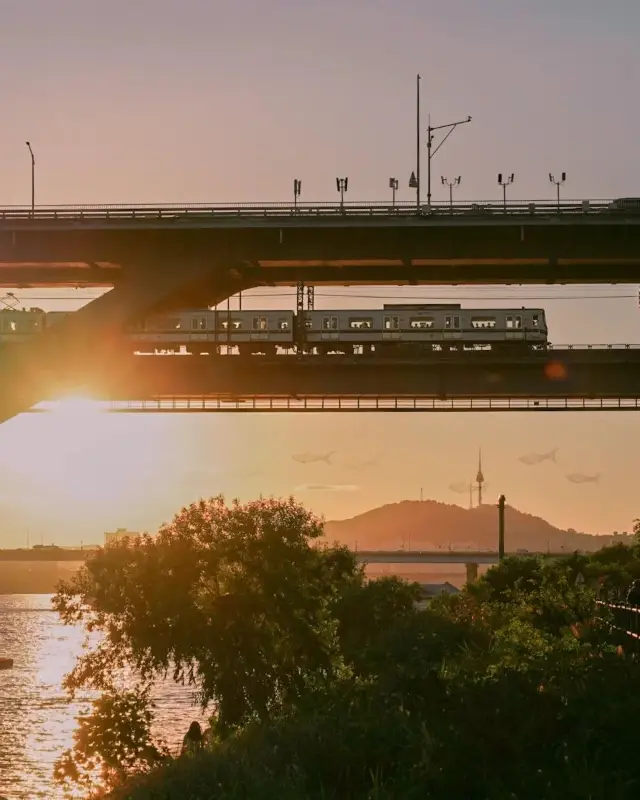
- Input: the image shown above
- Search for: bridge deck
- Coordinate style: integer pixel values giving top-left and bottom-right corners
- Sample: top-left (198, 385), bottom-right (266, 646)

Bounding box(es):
top-left (26, 351), bottom-right (640, 406)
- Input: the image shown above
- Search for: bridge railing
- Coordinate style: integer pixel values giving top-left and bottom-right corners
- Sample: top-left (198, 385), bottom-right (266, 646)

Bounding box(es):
top-left (0, 199), bottom-right (620, 222)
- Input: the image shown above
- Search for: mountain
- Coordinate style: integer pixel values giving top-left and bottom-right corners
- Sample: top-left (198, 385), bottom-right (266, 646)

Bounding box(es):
top-left (323, 500), bottom-right (631, 553)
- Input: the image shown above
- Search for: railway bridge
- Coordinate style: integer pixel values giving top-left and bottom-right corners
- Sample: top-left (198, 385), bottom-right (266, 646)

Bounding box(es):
top-left (0, 198), bottom-right (639, 422)
top-left (17, 346), bottom-right (640, 413)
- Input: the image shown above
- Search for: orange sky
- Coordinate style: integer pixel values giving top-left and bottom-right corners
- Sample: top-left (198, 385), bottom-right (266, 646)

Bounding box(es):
top-left (0, 1), bottom-right (639, 546)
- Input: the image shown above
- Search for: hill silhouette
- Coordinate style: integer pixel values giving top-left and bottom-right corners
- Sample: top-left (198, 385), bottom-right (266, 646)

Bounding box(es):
top-left (323, 500), bottom-right (631, 552)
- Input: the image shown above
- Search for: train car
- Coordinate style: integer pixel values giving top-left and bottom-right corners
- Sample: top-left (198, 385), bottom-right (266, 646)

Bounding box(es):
top-left (0, 308), bottom-right (46, 343)
top-left (304, 304), bottom-right (548, 354)
top-left (0, 304), bottom-right (548, 356)
top-left (131, 309), bottom-right (296, 354)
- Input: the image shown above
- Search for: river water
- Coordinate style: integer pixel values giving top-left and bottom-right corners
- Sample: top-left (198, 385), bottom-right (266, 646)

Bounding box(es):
top-left (0, 594), bottom-right (209, 799)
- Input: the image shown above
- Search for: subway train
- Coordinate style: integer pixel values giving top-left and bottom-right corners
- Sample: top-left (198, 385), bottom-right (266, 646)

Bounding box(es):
top-left (0, 303), bottom-right (549, 355)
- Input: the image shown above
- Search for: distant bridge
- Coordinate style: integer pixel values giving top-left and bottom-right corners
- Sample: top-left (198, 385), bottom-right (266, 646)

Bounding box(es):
top-left (0, 547), bottom-right (575, 564)
top-left (354, 550), bottom-right (573, 564)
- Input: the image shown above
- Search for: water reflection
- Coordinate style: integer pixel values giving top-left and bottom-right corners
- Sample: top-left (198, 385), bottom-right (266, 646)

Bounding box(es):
top-left (0, 595), bottom-right (208, 799)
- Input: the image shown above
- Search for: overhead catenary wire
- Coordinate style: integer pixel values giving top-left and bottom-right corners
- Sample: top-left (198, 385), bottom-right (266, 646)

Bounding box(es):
top-left (6, 291), bottom-right (639, 303)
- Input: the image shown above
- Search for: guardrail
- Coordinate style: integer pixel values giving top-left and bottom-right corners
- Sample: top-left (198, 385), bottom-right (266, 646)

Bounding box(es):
top-left (597, 601), bottom-right (640, 650)
top-left (0, 199), bottom-right (628, 222)
top-left (27, 396), bottom-right (640, 413)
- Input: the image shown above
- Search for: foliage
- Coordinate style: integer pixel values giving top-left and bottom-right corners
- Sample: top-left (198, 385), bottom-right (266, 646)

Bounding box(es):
top-left (54, 502), bottom-right (640, 799)
top-left (53, 687), bottom-right (168, 798)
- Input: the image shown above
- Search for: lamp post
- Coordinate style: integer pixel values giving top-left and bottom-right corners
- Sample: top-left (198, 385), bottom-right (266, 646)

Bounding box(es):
top-left (426, 114), bottom-right (472, 210)
top-left (497, 173), bottom-right (514, 212)
top-left (389, 177), bottom-right (399, 208)
top-left (25, 141), bottom-right (35, 216)
top-left (336, 177), bottom-right (348, 211)
top-left (293, 178), bottom-right (301, 211)
top-left (549, 172), bottom-right (566, 212)
top-left (441, 175), bottom-right (461, 213)
top-left (415, 73), bottom-right (421, 212)
top-left (497, 494), bottom-right (506, 561)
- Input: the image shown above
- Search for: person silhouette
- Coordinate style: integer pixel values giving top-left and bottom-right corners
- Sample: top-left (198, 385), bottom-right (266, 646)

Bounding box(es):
top-left (181, 721), bottom-right (203, 756)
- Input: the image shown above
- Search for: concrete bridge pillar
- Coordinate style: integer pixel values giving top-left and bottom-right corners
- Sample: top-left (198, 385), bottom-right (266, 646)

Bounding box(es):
top-left (465, 562), bottom-right (479, 585)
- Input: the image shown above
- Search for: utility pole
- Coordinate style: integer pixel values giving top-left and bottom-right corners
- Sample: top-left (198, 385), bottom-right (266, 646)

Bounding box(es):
top-left (441, 175), bottom-right (461, 213)
top-left (426, 115), bottom-right (472, 210)
top-left (498, 494), bottom-right (506, 561)
top-left (549, 172), bottom-right (566, 212)
top-left (498, 173), bottom-right (515, 212)
top-left (293, 178), bottom-right (301, 211)
top-left (26, 141), bottom-right (35, 216)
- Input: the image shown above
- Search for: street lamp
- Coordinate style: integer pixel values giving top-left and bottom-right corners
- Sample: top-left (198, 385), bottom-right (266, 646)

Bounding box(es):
top-left (549, 172), bottom-right (566, 211)
top-left (497, 173), bottom-right (515, 212)
top-left (25, 141), bottom-right (35, 215)
top-left (441, 175), bottom-right (461, 213)
top-left (336, 177), bottom-right (348, 210)
top-left (425, 114), bottom-right (472, 210)
top-left (389, 177), bottom-right (399, 208)
top-left (293, 178), bottom-right (301, 210)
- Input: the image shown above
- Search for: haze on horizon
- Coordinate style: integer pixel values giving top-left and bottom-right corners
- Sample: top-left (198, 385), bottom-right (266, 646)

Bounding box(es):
top-left (0, 0), bottom-right (639, 547)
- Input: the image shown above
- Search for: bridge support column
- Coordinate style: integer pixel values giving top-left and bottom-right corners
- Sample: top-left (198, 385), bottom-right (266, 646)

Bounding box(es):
top-left (465, 562), bottom-right (479, 585)
top-left (0, 260), bottom-right (243, 424)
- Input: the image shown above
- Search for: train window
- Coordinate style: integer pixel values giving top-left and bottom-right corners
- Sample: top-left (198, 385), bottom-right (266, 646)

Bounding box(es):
top-left (506, 316), bottom-right (522, 329)
top-left (532, 314), bottom-right (540, 328)
top-left (191, 317), bottom-right (206, 330)
top-left (323, 316), bottom-right (338, 330)
top-left (384, 316), bottom-right (399, 329)
top-left (445, 316), bottom-right (460, 329)
top-left (349, 318), bottom-right (373, 329)
top-left (221, 319), bottom-right (242, 329)
top-left (409, 318), bottom-right (434, 328)
top-left (277, 317), bottom-right (290, 330)
top-left (471, 317), bottom-right (496, 328)
top-left (305, 318), bottom-right (313, 329)
top-left (253, 316), bottom-right (268, 330)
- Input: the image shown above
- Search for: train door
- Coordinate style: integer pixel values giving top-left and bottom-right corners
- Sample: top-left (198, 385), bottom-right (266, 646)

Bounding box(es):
top-left (383, 314), bottom-right (400, 340)
top-left (321, 315), bottom-right (339, 340)
top-left (443, 314), bottom-right (461, 339)
top-left (506, 314), bottom-right (523, 339)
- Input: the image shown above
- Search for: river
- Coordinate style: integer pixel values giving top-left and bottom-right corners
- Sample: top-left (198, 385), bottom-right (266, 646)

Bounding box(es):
top-left (0, 594), bottom-right (209, 799)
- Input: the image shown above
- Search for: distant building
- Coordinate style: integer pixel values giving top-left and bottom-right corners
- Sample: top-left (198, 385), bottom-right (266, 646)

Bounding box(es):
top-left (417, 581), bottom-right (460, 607)
top-left (104, 528), bottom-right (139, 546)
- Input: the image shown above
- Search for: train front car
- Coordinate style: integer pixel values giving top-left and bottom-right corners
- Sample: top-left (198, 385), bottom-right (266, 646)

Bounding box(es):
top-left (303, 303), bottom-right (548, 356)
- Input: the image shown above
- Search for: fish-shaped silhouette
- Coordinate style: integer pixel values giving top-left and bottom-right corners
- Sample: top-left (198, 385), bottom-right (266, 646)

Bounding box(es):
top-left (565, 473), bottom-right (600, 484)
top-left (518, 449), bottom-right (557, 466)
top-left (292, 452), bottom-right (334, 465)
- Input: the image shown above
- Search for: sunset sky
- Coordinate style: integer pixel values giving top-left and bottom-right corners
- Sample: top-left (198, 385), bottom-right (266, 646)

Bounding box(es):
top-left (0, 0), bottom-right (639, 546)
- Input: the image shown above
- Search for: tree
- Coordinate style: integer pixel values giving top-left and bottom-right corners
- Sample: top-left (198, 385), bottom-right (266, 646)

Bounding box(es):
top-left (54, 496), bottom-right (358, 738)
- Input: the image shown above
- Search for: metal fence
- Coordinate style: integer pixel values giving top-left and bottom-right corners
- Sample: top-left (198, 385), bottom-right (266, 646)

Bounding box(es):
top-left (597, 601), bottom-right (640, 651)
top-left (0, 199), bottom-right (625, 222)
top-left (27, 396), bottom-right (640, 414)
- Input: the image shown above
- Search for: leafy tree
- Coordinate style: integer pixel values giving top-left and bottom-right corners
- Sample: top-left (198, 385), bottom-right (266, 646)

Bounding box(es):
top-left (53, 687), bottom-right (167, 797)
top-left (333, 575), bottom-right (422, 673)
top-left (54, 496), bottom-right (356, 741)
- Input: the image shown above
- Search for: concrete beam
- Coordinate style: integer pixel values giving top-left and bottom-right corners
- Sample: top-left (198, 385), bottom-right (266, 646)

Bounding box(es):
top-left (0, 261), bottom-right (249, 424)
